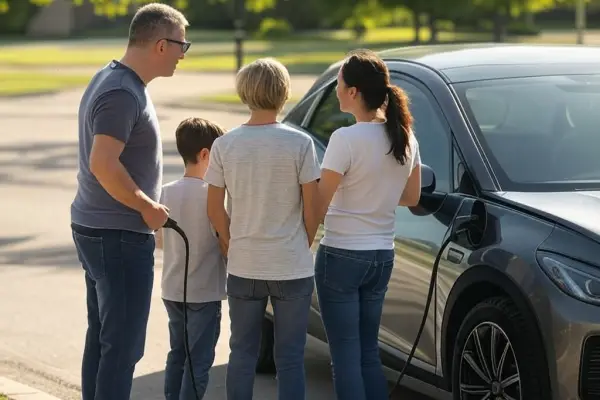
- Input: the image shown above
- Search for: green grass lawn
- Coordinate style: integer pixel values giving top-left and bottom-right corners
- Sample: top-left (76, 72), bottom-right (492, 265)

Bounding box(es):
top-left (0, 27), bottom-right (493, 74)
top-left (198, 91), bottom-right (301, 105)
top-left (0, 71), bottom-right (90, 96)
top-left (0, 394), bottom-right (9, 400)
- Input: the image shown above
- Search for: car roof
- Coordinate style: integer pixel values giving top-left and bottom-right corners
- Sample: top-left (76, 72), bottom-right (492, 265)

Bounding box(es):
top-left (316, 43), bottom-right (600, 85)
top-left (381, 43), bottom-right (600, 82)
top-left (379, 43), bottom-right (600, 67)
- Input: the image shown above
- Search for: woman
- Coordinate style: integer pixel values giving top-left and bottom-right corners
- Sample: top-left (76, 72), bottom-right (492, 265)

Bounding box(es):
top-left (315, 49), bottom-right (422, 400)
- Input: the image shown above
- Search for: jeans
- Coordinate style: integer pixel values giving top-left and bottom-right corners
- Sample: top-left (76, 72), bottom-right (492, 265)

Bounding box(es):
top-left (71, 223), bottom-right (155, 400)
top-left (226, 274), bottom-right (314, 400)
top-left (163, 300), bottom-right (222, 400)
top-left (314, 244), bottom-right (394, 400)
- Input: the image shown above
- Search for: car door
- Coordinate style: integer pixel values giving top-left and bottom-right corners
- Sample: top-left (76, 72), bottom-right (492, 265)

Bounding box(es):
top-left (376, 73), bottom-right (455, 371)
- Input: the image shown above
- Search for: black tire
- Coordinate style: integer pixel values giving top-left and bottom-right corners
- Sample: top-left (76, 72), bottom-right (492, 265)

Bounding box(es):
top-left (451, 296), bottom-right (550, 400)
top-left (256, 317), bottom-right (276, 374)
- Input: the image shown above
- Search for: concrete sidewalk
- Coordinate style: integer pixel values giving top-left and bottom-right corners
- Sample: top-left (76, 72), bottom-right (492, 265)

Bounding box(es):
top-left (0, 377), bottom-right (61, 400)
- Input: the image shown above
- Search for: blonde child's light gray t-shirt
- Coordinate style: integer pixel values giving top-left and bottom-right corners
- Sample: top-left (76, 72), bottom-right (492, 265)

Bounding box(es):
top-left (204, 123), bottom-right (321, 281)
top-left (160, 177), bottom-right (226, 303)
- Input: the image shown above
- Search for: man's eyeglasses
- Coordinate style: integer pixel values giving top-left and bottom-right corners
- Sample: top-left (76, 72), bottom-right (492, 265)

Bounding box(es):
top-left (162, 38), bottom-right (191, 54)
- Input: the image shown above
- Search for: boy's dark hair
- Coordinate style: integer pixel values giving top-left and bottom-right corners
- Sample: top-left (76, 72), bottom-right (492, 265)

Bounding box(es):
top-left (175, 117), bottom-right (225, 165)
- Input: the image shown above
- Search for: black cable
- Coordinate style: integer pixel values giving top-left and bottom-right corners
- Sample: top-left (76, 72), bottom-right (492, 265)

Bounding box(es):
top-left (388, 199), bottom-right (473, 398)
top-left (388, 234), bottom-right (453, 398)
top-left (163, 217), bottom-right (201, 400)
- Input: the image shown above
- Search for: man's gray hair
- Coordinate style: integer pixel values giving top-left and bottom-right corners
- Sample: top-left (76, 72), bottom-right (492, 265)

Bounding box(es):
top-left (128, 2), bottom-right (189, 46)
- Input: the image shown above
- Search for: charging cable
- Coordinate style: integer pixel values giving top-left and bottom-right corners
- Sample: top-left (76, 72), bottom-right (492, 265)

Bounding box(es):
top-left (163, 217), bottom-right (201, 400)
top-left (164, 201), bottom-right (477, 400)
top-left (388, 199), bottom-right (477, 398)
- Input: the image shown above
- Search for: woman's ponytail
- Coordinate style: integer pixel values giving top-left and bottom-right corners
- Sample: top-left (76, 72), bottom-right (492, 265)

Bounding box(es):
top-left (384, 85), bottom-right (413, 165)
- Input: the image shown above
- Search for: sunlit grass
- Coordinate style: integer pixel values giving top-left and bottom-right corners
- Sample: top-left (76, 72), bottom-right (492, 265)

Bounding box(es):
top-left (0, 27), bottom-right (491, 74)
top-left (0, 71), bottom-right (90, 96)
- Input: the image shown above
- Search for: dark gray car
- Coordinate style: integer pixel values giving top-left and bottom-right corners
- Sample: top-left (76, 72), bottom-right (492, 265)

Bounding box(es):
top-left (258, 43), bottom-right (600, 400)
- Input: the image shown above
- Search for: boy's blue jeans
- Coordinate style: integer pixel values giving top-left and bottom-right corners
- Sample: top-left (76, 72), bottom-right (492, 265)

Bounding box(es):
top-left (71, 223), bottom-right (155, 400)
top-left (226, 274), bottom-right (314, 400)
top-left (314, 244), bottom-right (394, 400)
top-left (163, 299), bottom-right (222, 400)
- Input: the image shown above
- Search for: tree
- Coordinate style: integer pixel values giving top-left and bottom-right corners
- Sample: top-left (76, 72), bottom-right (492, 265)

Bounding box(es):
top-left (0, 0), bottom-right (275, 17)
top-left (469, 0), bottom-right (555, 41)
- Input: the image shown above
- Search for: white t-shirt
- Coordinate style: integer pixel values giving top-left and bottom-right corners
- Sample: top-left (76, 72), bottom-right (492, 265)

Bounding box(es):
top-left (160, 177), bottom-right (226, 303)
top-left (320, 121), bottom-right (421, 250)
top-left (204, 123), bottom-right (321, 280)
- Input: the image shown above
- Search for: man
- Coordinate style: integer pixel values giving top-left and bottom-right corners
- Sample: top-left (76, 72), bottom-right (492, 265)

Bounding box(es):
top-left (69, 4), bottom-right (190, 399)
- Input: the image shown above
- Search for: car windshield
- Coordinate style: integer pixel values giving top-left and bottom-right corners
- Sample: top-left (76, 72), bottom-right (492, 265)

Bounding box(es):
top-left (455, 74), bottom-right (600, 191)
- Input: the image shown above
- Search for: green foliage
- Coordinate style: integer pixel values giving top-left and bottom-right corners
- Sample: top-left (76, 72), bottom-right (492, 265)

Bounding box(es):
top-left (256, 17), bottom-right (292, 39)
top-left (0, 0), bottom-right (189, 17)
top-left (0, 0), bottom-right (40, 34)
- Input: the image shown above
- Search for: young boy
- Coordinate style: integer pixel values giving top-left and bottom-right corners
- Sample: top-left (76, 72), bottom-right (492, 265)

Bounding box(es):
top-left (204, 58), bottom-right (321, 400)
top-left (156, 117), bottom-right (226, 400)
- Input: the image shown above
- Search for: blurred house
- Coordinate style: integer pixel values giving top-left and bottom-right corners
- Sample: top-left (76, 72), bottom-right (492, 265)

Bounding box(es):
top-left (26, 0), bottom-right (132, 37)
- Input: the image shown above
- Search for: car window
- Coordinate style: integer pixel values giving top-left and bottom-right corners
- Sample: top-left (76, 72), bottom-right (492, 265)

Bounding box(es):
top-left (306, 86), bottom-right (354, 146)
top-left (391, 75), bottom-right (452, 193)
top-left (456, 74), bottom-right (600, 191)
top-left (305, 75), bottom-right (452, 191)
top-left (284, 97), bottom-right (315, 127)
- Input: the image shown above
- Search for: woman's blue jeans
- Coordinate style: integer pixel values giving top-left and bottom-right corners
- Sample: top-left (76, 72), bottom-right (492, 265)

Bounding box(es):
top-left (314, 244), bottom-right (394, 400)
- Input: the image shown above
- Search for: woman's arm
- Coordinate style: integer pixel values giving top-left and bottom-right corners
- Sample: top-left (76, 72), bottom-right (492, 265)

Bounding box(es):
top-left (316, 130), bottom-right (351, 222)
top-left (317, 169), bottom-right (343, 223)
top-left (399, 139), bottom-right (422, 207)
top-left (398, 164), bottom-right (421, 207)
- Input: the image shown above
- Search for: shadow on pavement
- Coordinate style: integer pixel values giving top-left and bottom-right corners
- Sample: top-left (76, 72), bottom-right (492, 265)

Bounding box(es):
top-left (131, 356), bottom-right (432, 400)
top-left (0, 243), bottom-right (81, 267)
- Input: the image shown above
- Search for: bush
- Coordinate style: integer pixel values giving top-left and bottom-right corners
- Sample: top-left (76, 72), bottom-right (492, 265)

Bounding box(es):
top-left (256, 18), bottom-right (292, 39)
top-left (507, 20), bottom-right (540, 36)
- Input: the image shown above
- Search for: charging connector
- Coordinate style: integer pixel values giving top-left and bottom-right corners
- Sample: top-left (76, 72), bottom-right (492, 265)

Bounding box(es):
top-left (163, 217), bottom-right (201, 400)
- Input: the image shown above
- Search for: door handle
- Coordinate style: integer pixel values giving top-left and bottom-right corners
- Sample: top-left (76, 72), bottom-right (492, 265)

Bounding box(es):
top-left (446, 247), bottom-right (464, 264)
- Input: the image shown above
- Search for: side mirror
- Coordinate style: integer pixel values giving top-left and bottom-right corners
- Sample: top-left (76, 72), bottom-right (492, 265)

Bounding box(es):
top-left (421, 164), bottom-right (436, 194)
top-left (409, 164), bottom-right (442, 216)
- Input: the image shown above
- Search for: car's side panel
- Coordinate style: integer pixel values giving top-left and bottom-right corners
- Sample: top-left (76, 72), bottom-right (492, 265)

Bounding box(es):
top-left (437, 198), bottom-right (555, 389)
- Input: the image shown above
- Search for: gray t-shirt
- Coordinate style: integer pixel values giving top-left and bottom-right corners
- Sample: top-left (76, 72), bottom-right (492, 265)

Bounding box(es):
top-left (71, 60), bottom-right (162, 234)
top-left (160, 177), bottom-right (226, 303)
top-left (204, 123), bottom-right (321, 280)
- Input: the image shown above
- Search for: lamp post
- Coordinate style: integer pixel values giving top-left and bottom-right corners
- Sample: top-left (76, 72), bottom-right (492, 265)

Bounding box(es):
top-left (233, 0), bottom-right (245, 71)
top-left (576, 0), bottom-right (586, 45)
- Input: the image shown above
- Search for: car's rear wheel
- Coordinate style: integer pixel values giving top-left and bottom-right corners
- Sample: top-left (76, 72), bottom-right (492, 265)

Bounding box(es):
top-left (256, 317), bottom-right (276, 374)
top-left (451, 297), bottom-right (550, 400)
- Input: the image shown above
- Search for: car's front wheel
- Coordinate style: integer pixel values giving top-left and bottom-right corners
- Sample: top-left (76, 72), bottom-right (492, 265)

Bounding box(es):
top-left (451, 297), bottom-right (550, 400)
top-left (256, 317), bottom-right (276, 374)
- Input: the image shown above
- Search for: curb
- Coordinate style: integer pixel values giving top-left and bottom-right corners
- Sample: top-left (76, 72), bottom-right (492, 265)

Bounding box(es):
top-left (0, 377), bottom-right (62, 400)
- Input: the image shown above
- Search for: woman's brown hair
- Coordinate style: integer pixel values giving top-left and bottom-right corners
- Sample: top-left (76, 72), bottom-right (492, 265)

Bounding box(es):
top-left (341, 49), bottom-right (413, 164)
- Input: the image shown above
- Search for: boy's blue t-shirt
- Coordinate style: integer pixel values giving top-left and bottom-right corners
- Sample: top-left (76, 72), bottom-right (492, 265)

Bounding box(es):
top-left (160, 177), bottom-right (226, 303)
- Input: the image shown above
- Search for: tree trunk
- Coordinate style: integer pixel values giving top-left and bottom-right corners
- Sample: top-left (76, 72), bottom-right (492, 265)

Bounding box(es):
top-left (428, 14), bottom-right (438, 43)
top-left (493, 11), bottom-right (506, 42)
top-left (413, 11), bottom-right (421, 44)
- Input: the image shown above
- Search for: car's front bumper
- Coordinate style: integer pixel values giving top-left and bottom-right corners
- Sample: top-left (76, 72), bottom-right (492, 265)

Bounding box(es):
top-left (536, 272), bottom-right (600, 400)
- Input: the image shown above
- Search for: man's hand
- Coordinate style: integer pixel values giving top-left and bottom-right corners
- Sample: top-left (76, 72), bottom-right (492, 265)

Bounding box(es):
top-left (141, 201), bottom-right (170, 231)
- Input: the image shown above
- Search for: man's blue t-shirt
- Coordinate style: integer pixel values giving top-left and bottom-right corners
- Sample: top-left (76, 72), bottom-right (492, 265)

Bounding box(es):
top-left (71, 60), bottom-right (162, 234)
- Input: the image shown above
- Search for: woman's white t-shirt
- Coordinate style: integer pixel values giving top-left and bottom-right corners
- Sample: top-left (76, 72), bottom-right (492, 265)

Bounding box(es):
top-left (320, 121), bottom-right (421, 251)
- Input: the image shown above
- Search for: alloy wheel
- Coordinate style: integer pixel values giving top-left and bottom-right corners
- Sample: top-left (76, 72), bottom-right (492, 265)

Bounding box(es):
top-left (458, 322), bottom-right (522, 400)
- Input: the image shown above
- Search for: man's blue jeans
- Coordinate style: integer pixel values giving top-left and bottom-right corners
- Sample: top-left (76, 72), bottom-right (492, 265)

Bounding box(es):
top-left (163, 299), bottom-right (222, 400)
top-left (71, 223), bottom-right (155, 400)
top-left (226, 274), bottom-right (314, 400)
top-left (314, 244), bottom-right (394, 400)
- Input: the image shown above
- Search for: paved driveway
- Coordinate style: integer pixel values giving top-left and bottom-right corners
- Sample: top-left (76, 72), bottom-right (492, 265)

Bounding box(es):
top-left (0, 71), bottom-right (435, 400)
